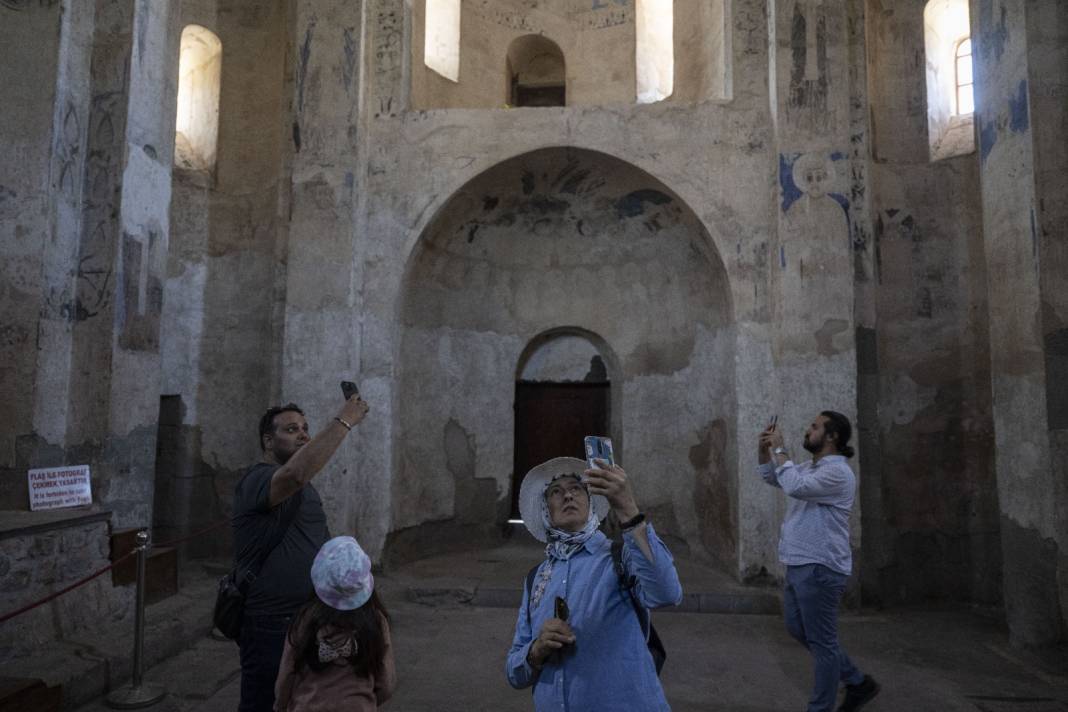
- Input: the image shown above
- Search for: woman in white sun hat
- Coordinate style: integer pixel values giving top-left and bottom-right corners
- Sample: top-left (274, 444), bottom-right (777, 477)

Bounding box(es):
top-left (505, 456), bottom-right (682, 711)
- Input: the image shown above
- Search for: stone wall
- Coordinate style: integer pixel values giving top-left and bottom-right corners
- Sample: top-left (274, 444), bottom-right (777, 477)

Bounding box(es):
top-left (157, 0), bottom-right (291, 558)
top-left (2, 0), bottom-right (1066, 650)
top-left (394, 148), bottom-right (737, 566)
top-left (971, 0), bottom-right (1067, 644)
top-left (859, 0), bottom-right (1000, 607)
top-left (0, 513), bottom-right (129, 664)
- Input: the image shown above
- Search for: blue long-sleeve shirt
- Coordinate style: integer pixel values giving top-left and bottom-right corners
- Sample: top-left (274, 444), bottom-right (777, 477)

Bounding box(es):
top-left (506, 525), bottom-right (682, 711)
top-left (757, 454), bottom-right (856, 575)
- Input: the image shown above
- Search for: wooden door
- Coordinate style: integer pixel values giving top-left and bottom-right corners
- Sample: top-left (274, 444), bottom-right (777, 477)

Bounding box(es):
top-left (511, 381), bottom-right (609, 518)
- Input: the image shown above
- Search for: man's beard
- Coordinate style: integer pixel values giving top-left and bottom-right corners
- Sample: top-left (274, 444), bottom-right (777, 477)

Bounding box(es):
top-left (802, 434), bottom-right (822, 454)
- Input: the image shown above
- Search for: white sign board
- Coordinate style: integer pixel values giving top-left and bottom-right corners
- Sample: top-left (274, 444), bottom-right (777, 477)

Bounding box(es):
top-left (28, 465), bottom-right (93, 511)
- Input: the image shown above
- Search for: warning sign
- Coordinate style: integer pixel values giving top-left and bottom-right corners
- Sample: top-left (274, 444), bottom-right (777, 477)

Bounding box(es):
top-left (28, 465), bottom-right (93, 512)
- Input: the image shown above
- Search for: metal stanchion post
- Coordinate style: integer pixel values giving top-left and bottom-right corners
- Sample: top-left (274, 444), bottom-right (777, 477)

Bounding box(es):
top-left (107, 529), bottom-right (167, 709)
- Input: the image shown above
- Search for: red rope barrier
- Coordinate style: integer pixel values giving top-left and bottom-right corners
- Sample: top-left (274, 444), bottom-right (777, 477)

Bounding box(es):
top-left (1, 517), bottom-right (230, 624)
top-left (0, 549), bottom-right (137, 624)
top-left (153, 518), bottom-right (229, 549)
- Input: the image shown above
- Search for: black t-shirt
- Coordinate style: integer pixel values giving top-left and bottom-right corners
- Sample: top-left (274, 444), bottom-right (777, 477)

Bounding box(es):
top-left (231, 463), bottom-right (330, 616)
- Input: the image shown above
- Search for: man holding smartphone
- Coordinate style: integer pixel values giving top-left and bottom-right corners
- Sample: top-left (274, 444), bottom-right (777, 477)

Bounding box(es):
top-left (231, 390), bottom-right (369, 712)
top-left (505, 456), bottom-right (682, 711)
top-left (758, 411), bottom-right (880, 712)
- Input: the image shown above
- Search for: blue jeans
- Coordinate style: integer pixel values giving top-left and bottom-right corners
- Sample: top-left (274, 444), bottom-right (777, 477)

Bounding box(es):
top-left (783, 564), bottom-right (865, 712)
top-left (238, 613), bottom-right (292, 712)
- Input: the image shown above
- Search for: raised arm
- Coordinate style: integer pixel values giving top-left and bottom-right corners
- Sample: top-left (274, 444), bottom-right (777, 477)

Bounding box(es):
top-left (624, 523), bottom-right (683, 609)
top-left (268, 396), bottom-right (369, 507)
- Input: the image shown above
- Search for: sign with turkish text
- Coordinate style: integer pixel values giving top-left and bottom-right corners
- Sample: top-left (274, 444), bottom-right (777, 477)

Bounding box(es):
top-left (28, 465), bottom-right (93, 511)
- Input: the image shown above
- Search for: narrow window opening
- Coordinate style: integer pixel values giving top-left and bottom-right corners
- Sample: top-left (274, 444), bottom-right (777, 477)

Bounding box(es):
top-left (174, 25), bottom-right (222, 172)
top-left (507, 35), bottom-right (566, 108)
top-left (955, 38), bottom-right (974, 115)
top-left (923, 0), bottom-right (974, 160)
top-left (425, 0), bottom-right (461, 82)
top-left (636, 0), bottom-right (674, 104)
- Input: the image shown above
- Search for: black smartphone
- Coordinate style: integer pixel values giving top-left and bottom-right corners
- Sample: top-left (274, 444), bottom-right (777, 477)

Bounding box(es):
top-left (341, 381), bottom-right (360, 400)
top-left (554, 596), bottom-right (569, 622)
top-left (767, 414), bottom-right (778, 430)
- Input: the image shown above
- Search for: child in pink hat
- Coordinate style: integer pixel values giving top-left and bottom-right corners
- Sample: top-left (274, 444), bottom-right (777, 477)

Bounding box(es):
top-left (274, 536), bottom-right (395, 711)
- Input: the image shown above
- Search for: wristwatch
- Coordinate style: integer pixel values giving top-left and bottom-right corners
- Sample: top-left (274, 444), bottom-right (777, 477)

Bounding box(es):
top-left (773, 447), bottom-right (788, 457)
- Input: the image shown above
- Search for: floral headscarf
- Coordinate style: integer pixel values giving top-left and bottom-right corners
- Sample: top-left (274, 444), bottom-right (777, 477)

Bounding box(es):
top-left (530, 474), bottom-right (600, 609)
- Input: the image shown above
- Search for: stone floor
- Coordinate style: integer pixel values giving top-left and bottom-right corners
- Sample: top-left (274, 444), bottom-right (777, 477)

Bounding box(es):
top-left (72, 603), bottom-right (1068, 712)
top-left (65, 543), bottom-right (1068, 712)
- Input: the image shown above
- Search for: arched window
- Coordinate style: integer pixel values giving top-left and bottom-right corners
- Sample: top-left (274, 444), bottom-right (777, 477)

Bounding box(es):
top-left (425, 0), bottom-right (461, 82)
top-left (507, 35), bottom-right (566, 107)
top-left (174, 25), bottom-right (222, 172)
top-left (636, 0), bottom-right (674, 103)
top-left (955, 38), bottom-right (974, 115)
top-left (923, 0), bottom-right (974, 160)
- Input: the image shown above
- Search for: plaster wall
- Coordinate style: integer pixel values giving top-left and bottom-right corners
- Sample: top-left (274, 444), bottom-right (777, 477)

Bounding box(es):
top-left (972, 0), bottom-right (1066, 644)
top-left (0, 2), bottom-right (64, 503)
top-left (158, 0), bottom-right (292, 553)
top-left (395, 149), bottom-right (737, 565)
top-left (520, 335), bottom-right (606, 383)
top-left (411, 0), bottom-right (729, 110)
top-left (1025, 0), bottom-right (1068, 639)
top-left (321, 0), bottom-right (841, 576)
top-left (860, 0), bottom-right (998, 607)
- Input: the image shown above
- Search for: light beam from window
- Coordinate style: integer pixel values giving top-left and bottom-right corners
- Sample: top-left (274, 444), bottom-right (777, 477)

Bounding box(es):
top-left (425, 0), bottom-right (461, 82)
top-left (636, 0), bottom-right (674, 104)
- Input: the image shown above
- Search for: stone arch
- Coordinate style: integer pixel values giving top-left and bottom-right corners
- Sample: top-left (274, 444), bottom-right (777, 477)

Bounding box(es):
top-left (395, 146), bottom-right (739, 315)
top-left (389, 147), bottom-right (739, 567)
top-left (507, 35), bottom-right (566, 107)
top-left (512, 328), bottom-right (623, 517)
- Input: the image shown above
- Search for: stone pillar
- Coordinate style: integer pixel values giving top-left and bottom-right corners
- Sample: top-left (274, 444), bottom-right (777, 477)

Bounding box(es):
top-left (156, 0), bottom-right (290, 557)
top-left (280, 0), bottom-right (392, 555)
top-left (1027, 0), bottom-right (1068, 644)
top-left (972, 0), bottom-right (1067, 645)
top-left (0, 0), bottom-right (71, 507)
top-left (62, 0), bottom-right (181, 528)
top-left (763, 0), bottom-right (869, 586)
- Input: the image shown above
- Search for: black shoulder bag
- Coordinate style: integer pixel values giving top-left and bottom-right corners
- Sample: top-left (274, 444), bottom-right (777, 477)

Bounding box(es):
top-left (214, 492), bottom-right (302, 640)
top-left (522, 541), bottom-right (666, 675)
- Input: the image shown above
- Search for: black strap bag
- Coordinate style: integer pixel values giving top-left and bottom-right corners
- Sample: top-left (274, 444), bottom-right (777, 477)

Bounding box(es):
top-left (213, 492), bottom-right (302, 640)
top-left (523, 540), bottom-right (667, 675)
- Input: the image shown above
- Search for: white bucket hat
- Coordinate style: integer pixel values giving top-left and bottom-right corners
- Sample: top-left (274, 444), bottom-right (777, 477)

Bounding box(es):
top-left (518, 457), bottom-right (610, 543)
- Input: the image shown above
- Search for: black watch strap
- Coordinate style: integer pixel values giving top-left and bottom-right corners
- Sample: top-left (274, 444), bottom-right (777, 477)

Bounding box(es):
top-left (620, 512), bottom-right (646, 530)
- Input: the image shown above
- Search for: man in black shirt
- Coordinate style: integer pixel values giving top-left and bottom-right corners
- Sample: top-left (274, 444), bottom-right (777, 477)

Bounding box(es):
top-left (231, 395), bottom-right (369, 712)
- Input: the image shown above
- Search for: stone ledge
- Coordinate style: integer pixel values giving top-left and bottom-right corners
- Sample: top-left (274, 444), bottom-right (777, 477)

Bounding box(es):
top-left (0, 507), bottom-right (112, 541)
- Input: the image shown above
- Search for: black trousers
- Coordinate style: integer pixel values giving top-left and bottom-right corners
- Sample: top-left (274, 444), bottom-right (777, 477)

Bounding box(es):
top-left (238, 613), bottom-right (291, 712)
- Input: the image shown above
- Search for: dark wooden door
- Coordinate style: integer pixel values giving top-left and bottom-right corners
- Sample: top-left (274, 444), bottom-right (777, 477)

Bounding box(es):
top-left (511, 381), bottom-right (609, 518)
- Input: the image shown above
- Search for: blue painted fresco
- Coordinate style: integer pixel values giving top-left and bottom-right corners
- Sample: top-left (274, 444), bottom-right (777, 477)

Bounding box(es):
top-left (979, 115), bottom-right (998, 163)
top-left (1009, 80), bottom-right (1029, 134)
top-left (780, 153), bottom-right (803, 213)
top-left (979, 0), bottom-right (1009, 62)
